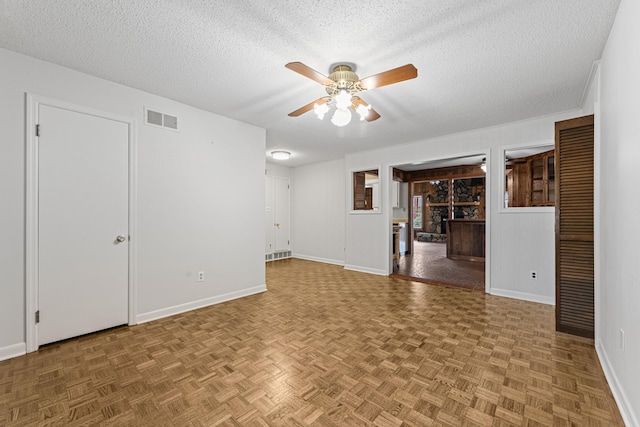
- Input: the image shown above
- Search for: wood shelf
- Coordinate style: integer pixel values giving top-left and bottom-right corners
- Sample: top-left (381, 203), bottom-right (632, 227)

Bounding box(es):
top-left (452, 201), bottom-right (480, 206)
top-left (426, 202), bottom-right (449, 207)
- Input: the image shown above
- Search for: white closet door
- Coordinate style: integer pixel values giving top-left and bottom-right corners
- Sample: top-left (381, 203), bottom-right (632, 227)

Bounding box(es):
top-left (274, 177), bottom-right (290, 252)
top-left (38, 104), bottom-right (129, 346)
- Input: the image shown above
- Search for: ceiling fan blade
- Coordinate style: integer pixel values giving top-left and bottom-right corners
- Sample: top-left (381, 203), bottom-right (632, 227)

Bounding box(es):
top-left (288, 96), bottom-right (331, 117)
top-left (351, 96), bottom-right (381, 122)
top-left (358, 64), bottom-right (418, 90)
top-left (285, 62), bottom-right (334, 86)
top-left (365, 107), bottom-right (381, 122)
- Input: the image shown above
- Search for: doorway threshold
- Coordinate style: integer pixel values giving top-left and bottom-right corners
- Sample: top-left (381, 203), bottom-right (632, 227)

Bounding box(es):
top-left (394, 241), bottom-right (485, 292)
top-left (391, 273), bottom-right (484, 292)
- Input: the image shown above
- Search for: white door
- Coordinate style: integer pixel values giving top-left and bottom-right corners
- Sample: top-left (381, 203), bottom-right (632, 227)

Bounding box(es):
top-left (265, 174), bottom-right (275, 255)
top-left (274, 177), bottom-right (290, 252)
top-left (38, 104), bottom-right (129, 346)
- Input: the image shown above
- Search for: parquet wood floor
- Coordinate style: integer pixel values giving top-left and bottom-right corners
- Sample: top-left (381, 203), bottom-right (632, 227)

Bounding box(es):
top-left (0, 259), bottom-right (623, 426)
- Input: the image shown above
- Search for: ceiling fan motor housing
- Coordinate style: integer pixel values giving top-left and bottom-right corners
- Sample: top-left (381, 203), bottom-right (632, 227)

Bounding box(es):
top-left (326, 65), bottom-right (363, 95)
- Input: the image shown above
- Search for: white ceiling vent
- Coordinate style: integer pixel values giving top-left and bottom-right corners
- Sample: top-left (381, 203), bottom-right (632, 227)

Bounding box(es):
top-left (145, 107), bottom-right (179, 131)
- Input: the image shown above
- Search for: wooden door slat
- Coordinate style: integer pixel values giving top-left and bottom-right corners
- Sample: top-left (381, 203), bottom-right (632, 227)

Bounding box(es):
top-left (555, 115), bottom-right (594, 339)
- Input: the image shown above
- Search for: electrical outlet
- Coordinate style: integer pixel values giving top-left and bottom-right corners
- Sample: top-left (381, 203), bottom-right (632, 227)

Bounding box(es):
top-left (197, 271), bottom-right (204, 282)
top-left (620, 329), bottom-right (625, 351)
top-left (530, 271), bottom-right (537, 280)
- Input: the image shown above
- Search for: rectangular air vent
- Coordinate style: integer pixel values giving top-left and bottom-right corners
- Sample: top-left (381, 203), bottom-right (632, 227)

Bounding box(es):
top-left (163, 114), bottom-right (178, 130)
top-left (145, 107), bottom-right (179, 131)
top-left (265, 251), bottom-right (291, 262)
top-left (147, 109), bottom-right (163, 126)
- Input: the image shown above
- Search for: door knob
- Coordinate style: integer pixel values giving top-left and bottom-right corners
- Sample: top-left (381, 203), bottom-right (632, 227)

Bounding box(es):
top-left (116, 235), bottom-right (126, 243)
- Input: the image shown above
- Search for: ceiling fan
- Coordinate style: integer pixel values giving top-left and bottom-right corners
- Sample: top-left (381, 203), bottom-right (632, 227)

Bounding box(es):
top-left (285, 62), bottom-right (418, 127)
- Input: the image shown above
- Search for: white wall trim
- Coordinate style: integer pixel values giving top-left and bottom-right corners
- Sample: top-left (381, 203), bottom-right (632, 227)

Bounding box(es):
top-left (0, 343), bottom-right (26, 362)
top-left (136, 285), bottom-right (267, 324)
top-left (592, 68), bottom-right (603, 352)
top-left (488, 288), bottom-right (554, 305)
top-left (580, 60), bottom-right (601, 109)
top-left (344, 264), bottom-right (387, 276)
top-left (293, 254), bottom-right (345, 266)
top-left (484, 150), bottom-right (492, 296)
top-left (596, 340), bottom-right (638, 427)
top-left (127, 118), bottom-right (139, 327)
top-left (25, 93), bottom-right (38, 353)
top-left (25, 93), bottom-right (138, 352)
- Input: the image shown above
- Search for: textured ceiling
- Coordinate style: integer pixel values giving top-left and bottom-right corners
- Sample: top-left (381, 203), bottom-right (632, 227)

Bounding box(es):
top-left (0, 1), bottom-right (620, 167)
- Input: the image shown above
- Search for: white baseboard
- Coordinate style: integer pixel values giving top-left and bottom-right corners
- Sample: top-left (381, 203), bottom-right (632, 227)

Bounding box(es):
top-left (488, 288), bottom-right (554, 305)
top-left (344, 264), bottom-right (387, 276)
top-left (136, 285), bottom-right (267, 324)
top-left (596, 340), bottom-right (638, 427)
top-left (292, 254), bottom-right (344, 266)
top-left (0, 342), bottom-right (26, 361)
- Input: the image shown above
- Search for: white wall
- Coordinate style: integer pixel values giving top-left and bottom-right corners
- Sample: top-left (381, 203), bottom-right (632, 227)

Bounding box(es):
top-left (291, 158), bottom-right (346, 265)
top-left (596, 0), bottom-right (640, 424)
top-left (344, 110), bottom-right (581, 299)
top-left (0, 48), bottom-right (266, 360)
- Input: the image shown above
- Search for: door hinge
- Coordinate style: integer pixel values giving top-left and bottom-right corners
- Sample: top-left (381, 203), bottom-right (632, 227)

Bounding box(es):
top-left (35, 124), bottom-right (40, 137)
top-left (35, 310), bottom-right (40, 323)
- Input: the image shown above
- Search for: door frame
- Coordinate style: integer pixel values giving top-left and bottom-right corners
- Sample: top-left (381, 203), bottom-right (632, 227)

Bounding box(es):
top-left (25, 94), bottom-right (138, 352)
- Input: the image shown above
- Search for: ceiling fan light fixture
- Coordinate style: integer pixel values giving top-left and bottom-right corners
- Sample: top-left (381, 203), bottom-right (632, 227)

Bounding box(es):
top-left (271, 150), bottom-right (291, 160)
top-left (335, 89), bottom-right (352, 110)
top-left (356, 103), bottom-right (372, 121)
top-left (331, 108), bottom-right (351, 127)
top-left (313, 102), bottom-right (329, 120)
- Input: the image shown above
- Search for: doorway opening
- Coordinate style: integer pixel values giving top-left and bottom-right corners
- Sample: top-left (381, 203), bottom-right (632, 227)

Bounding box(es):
top-left (391, 155), bottom-right (487, 291)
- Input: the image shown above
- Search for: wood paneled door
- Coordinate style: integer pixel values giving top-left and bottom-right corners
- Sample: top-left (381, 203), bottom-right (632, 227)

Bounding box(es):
top-left (555, 115), bottom-right (594, 338)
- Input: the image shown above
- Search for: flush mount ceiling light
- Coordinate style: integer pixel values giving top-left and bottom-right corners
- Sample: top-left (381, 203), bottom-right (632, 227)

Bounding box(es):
top-left (271, 151), bottom-right (291, 160)
top-left (285, 62), bottom-right (418, 127)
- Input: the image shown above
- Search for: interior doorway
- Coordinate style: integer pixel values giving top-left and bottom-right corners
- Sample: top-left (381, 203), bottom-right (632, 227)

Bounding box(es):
top-left (391, 155), bottom-right (487, 291)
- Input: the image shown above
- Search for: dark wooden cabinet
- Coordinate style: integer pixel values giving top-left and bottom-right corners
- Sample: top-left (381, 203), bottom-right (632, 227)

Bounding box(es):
top-left (446, 219), bottom-right (485, 260)
top-left (530, 150), bottom-right (555, 206)
top-left (506, 149), bottom-right (555, 207)
top-left (353, 171), bottom-right (366, 210)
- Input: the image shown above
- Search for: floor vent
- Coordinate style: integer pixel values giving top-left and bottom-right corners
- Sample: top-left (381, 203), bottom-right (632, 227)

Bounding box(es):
top-left (145, 107), bottom-right (179, 131)
top-left (265, 250), bottom-right (291, 262)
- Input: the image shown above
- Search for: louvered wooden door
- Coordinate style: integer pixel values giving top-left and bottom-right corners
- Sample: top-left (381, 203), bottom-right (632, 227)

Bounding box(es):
top-left (555, 115), bottom-right (594, 338)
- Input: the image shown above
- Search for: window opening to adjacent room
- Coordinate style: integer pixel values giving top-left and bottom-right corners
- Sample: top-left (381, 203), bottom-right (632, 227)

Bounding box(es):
top-left (352, 169), bottom-right (380, 211)
top-left (504, 145), bottom-right (555, 208)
